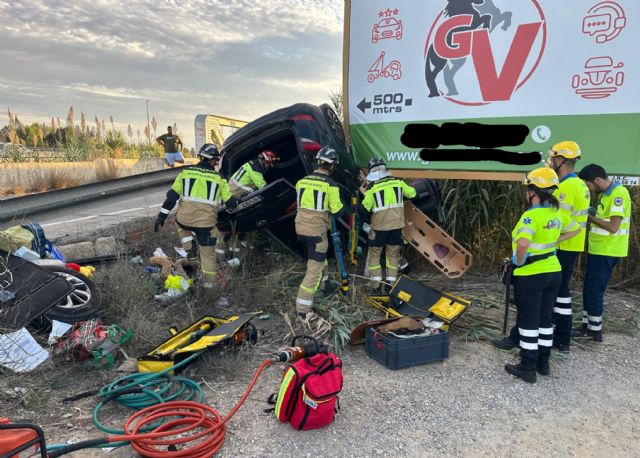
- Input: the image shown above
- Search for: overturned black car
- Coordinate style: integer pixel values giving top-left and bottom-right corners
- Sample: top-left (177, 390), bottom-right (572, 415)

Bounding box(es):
top-left (216, 103), bottom-right (442, 256)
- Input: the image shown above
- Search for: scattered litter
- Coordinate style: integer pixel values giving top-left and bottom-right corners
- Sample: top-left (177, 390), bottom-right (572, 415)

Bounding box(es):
top-left (153, 247), bottom-right (168, 258)
top-left (65, 263), bottom-right (96, 278)
top-left (174, 247), bottom-right (188, 258)
top-left (226, 258), bottom-right (241, 267)
top-left (129, 255), bottom-right (144, 265)
top-left (259, 314), bottom-right (270, 320)
top-left (215, 297), bottom-right (230, 307)
top-left (0, 327), bottom-right (49, 372)
top-left (48, 319), bottom-right (73, 344)
top-left (154, 275), bottom-right (192, 302)
top-left (0, 290), bottom-right (15, 303)
top-left (13, 246), bottom-right (41, 261)
top-left (145, 266), bottom-right (163, 274)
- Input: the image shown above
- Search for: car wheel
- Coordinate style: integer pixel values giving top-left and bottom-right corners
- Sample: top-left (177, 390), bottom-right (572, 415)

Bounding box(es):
top-left (321, 104), bottom-right (346, 145)
top-left (43, 266), bottom-right (103, 322)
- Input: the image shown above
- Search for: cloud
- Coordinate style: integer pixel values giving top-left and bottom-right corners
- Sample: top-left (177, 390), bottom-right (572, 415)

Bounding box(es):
top-left (0, 0), bottom-right (344, 146)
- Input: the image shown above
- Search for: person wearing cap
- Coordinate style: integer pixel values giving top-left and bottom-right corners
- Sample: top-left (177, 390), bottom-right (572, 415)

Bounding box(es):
top-left (154, 143), bottom-right (238, 288)
top-left (504, 168), bottom-right (579, 383)
top-left (360, 157), bottom-right (416, 292)
top-left (573, 164), bottom-right (631, 342)
top-left (493, 141), bottom-right (590, 353)
top-left (294, 147), bottom-right (344, 321)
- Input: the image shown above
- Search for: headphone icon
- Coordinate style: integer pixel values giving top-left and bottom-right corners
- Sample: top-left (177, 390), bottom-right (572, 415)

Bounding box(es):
top-left (582, 1), bottom-right (627, 43)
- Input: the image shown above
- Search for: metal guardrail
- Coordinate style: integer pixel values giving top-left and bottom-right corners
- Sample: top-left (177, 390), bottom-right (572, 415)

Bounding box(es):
top-left (0, 167), bottom-right (179, 223)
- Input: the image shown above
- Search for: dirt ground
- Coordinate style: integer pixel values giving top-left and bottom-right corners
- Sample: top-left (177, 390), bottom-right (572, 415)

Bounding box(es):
top-left (2, 223), bottom-right (639, 457)
top-left (2, 277), bottom-right (639, 457)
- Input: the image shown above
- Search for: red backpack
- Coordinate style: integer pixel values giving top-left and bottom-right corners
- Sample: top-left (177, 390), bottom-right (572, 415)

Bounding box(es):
top-left (270, 349), bottom-right (343, 431)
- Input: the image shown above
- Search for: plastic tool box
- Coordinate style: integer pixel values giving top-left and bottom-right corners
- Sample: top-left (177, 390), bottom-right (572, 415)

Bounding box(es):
top-left (365, 327), bottom-right (449, 370)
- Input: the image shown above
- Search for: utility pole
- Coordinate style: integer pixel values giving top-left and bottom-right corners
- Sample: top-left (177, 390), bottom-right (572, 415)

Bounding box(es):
top-left (145, 99), bottom-right (151, 146)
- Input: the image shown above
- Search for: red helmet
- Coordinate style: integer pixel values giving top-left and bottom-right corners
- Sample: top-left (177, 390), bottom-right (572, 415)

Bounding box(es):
top-left (258, 150), bottom-right (279, 165)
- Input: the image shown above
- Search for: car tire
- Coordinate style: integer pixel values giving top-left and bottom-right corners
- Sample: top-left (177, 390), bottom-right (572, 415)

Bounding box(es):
top-left (321, 104), bottom-right (346, 145)
top-left (42, 266), bottom-right (103, 322)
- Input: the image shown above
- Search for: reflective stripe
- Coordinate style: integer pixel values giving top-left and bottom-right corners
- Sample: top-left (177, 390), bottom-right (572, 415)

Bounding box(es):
top-left (555, 297), bottom-right (571, 304)
top-left (201, 269), bottom-right (216, 275)
top-left (520, 341), bottom-right (538, 350)
top-left (539, 327), bottom-right (553, 334)
top-left (538, 338), bottom-right (553, 347)
top-left (371, 276), bottom-right (383, 281)
top-left (529, 242), bottom-right (557, 250)
top-left (183, 195), bottom-right (217, 206)
top-left (299, 284), bottom-right (317, 294)
top-left (519, 328), bottom-right (539, 337)
top-left (610, 206), bottom-right (625, 213)
top-left (563, 221), bottom-right (578, 231)
top-left (559, 203), bottom-right (573, 211)
top-left (516, 227), bottom-right (535, 236)
top-left (573, 209), bottom-right (589, 216)
top-left (587, 324), bottom-right (602, 331)
top-left (579, 222), bottom-right (587, 229)
top-left (230, 179), bottom-right (253, 193)
top-left (208, 182), bottom-right (218, 202)
top-left (372, 203), bottom-right (404, 213)
top-left (160, 208), bottom-right (171, 214)
top-left (590, 227), bottom-right (629, 236)
top-left (588, 315), bottom-right (602, 323)
top-left (368, 264), bottom-right (382, 271)
top-left (181, 236), bottom-right (193, 243)
top-left (296, 297), bottom-right (314, 306)
top-left (553, 307), bottom-right (572, 315)
top-left (215, 249), bottom-right (226, 254)
top-left (386, 276), bottom-right (397, 282)
top-left (601, 217), bottom-right (630, 223)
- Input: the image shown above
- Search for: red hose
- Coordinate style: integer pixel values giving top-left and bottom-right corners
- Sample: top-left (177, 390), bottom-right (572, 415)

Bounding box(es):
top-left (108, 359), bottom-right (272, 457)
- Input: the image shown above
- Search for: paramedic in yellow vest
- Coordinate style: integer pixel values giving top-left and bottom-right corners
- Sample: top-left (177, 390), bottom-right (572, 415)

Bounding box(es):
top-left (505, 168), bottom-right (579, 383)
top-left (573, 164), bottom-right (631, 342)
top-left (154, 143), bottom-right (238, 288)
top-left (294, 147), bottom-right (344, 320)
top-left (215, 150), bottom-right (280, 260)
top-left (360, 157), bottom-right (416, 292)
top-left (494, 141), bottom-right (591, 353)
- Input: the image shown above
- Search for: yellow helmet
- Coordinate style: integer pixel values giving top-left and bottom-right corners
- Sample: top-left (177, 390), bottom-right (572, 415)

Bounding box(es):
top-left (548, 141), bottom-right (581, 160)
top-left (523, 167), bottom-right (559, 189)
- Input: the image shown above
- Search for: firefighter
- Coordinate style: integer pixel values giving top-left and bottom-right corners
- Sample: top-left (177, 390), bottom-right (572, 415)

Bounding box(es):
top-left (492, 141), bottom-right (590, 353)
top-left (229, 150), bottom-right (279, 198)
top-left (505, 168), bottom-right (579, 383)
top-left (360, 157), bottom-right (416, 292)
top-left (573, 164), bottom-right (631, 342)
top-left (294, 147), bottom-right (344, 320)
top-left (215, 150), bottom-right (280, 260)
top-left (154, 143), bottom-right (238, 288)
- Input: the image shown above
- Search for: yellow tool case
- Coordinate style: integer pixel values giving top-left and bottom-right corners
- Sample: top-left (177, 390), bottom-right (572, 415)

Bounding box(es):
top-left (367, 276), bottom-right (470, 329)
top-left (137, 312), bottom-right (260, 373)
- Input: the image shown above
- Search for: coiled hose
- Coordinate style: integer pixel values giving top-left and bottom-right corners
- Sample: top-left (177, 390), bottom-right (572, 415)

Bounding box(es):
top-left (47, 355), bottom-right (273, 457)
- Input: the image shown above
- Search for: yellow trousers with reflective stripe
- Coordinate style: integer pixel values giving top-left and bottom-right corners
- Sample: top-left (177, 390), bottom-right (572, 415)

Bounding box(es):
top-left (296, 233), bottom-right (328, 314)
top-left (177, 227), bottom-right (194, 251)
top-left (367, 246), bottom-right (400, 286)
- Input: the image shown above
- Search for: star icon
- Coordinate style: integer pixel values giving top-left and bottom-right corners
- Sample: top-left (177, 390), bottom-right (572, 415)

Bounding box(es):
top-left (378, 10), bottom-right (384, 18)
top-left (385, 8), bottom-right (392, 17)
top-left (393, 8), bottom-right (399, 15)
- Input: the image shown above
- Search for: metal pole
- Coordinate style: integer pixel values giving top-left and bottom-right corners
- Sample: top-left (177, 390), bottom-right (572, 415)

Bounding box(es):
top-left (145, 99), bottom-right (151, 146)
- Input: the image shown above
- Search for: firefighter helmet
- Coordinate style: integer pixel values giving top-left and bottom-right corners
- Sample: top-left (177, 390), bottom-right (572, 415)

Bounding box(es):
top-left (197, 143), bottom-right (220, 161)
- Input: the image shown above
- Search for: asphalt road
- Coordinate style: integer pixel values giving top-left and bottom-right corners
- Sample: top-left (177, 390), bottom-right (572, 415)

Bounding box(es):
top-left (3, 184), bottom-right (168, 240)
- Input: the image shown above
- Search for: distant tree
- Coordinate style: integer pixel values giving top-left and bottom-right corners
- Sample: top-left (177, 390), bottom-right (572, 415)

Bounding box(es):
top-left (127, 124), bottom-right (133, 144)
top-left (328, 89), bottom-right (343, 122)
top-left (151, 116), bottom-right (157, 138)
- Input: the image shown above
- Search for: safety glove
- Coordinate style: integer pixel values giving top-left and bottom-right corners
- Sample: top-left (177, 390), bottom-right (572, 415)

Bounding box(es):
top-left (154, 212), bottom-right (167, 232)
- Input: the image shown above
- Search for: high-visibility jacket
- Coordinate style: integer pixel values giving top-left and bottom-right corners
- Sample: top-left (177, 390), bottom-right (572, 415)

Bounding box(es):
top-left (160, 162), bottom-right (233, 227)
top-left (294, 172), bottom-right (343, 235)
top-left (588, 182), bottom-right (631, 257)
top-left (229, 160), bottom-right (266, 196)
top-left (511, 204), bottom-right (578, 276)
top-left (362, 177), bottom-right (416, 230)
top-left (554, 173), bottom-right (590, 252)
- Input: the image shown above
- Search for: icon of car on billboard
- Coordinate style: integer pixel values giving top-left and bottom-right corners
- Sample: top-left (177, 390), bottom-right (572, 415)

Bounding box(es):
top-left (572, 56), bottom-right (624, 99)
top-left (372, 17), bottom-right (403, 43)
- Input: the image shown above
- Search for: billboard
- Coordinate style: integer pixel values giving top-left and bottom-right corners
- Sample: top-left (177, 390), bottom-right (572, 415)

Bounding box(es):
top-left (345, 0), bottom-right (640, 178)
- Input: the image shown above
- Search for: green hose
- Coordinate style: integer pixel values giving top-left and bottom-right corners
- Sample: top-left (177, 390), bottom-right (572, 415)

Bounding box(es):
top-left (92, 352), bottom-right (203, 436)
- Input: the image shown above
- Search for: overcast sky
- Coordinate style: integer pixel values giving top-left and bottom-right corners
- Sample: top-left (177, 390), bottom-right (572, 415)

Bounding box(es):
top-left (0, 0), bottom-right (344, 148)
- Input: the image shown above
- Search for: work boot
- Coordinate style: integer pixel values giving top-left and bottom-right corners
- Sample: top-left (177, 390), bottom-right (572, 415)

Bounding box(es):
top-left (321, 280), bottom-right (338, 297)
top-left (370, 286), bottom-right (385, 296)
top-left (571, 325), bottom-right (590, 338)
top-left (589, 330), bottom-right (603, 342)
top-left (186, 245), bottom-right (199, 259)
top-left (505, 358), bottom-right (536, 383)
top-left (536, 351), bottom-right (551, 376)
top-left (491, 336), bottom-right (516, 351)
top-left (552, 343), bottom-right (570, 353)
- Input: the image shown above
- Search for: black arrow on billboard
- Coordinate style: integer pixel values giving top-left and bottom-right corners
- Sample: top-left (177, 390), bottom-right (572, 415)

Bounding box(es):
top-left (357, 98), bottom-right (372, 113)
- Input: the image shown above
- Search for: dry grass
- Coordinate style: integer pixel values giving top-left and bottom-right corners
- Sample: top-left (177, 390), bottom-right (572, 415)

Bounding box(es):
top-left (94, 158), bottom-right (122, 181)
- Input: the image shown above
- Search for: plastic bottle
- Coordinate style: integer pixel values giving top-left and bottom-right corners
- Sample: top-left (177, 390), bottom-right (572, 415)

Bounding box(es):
top-left (145, 266), bottom-right (162, 274)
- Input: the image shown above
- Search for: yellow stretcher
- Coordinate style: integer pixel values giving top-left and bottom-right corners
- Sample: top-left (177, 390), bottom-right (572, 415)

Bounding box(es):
top-left (137, 312), bottom-right (261, 373)
top-left (367, 276), bottom-right (471, 330)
